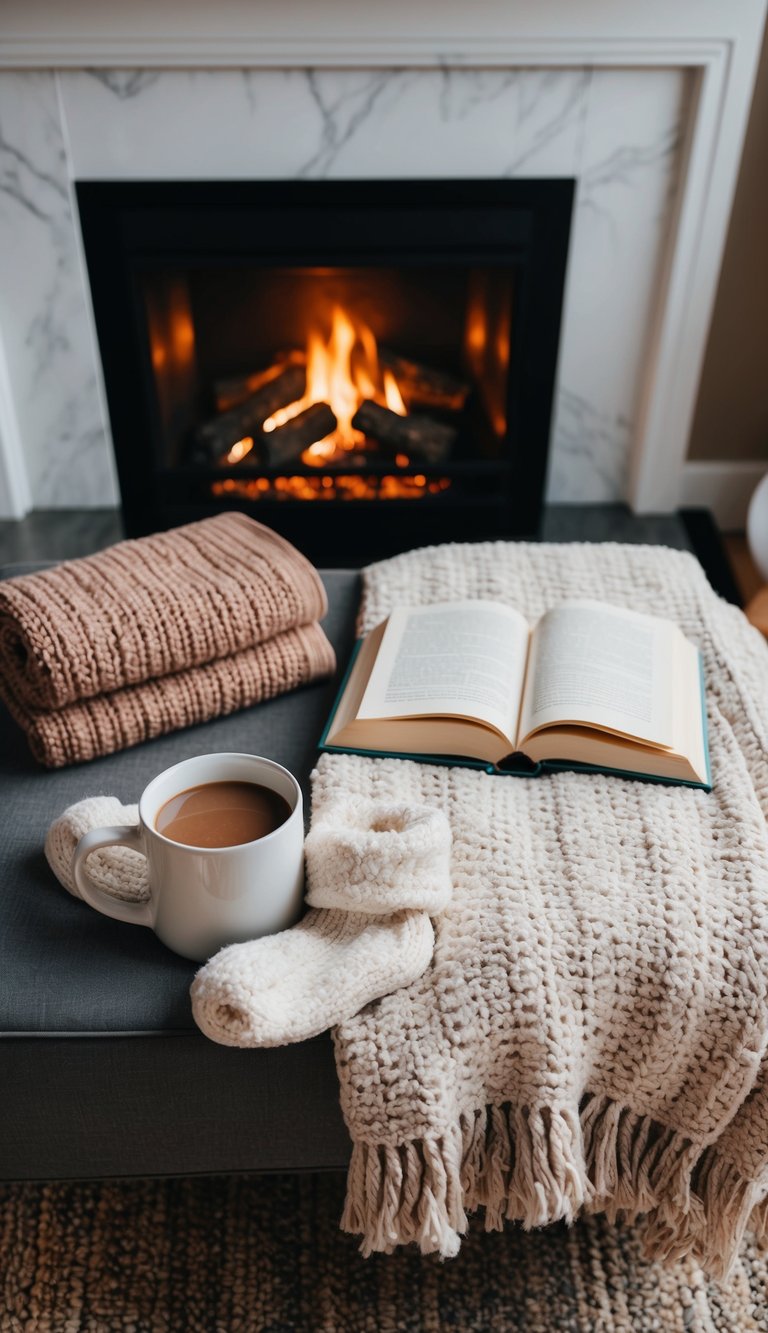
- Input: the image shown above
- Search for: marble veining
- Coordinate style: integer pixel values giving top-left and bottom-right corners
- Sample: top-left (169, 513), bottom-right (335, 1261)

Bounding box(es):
top-left (0, 123), bottom-right (68, 223)
top-left (0, 72), bottom-right (117, 508)
top-left (297, 69), bottom-right (409, 178)
top-left (548, 389), bottom-right (633, 503)
top-left (499, 70), bottom-right (591, 177)
top-left (549, 68), bottom-right (691, 502)
top-left (0, 64), bottom-right (691, 510)
top-left (84, 69), bottom-right (162, 100)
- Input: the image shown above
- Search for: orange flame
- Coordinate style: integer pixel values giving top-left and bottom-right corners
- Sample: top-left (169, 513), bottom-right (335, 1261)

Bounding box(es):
top-left (262, 305), bottom-right (406, 458)
top-left (225, 436), bottom-right (254, 464)
top-left (383, 369), bottom-right (407, 416)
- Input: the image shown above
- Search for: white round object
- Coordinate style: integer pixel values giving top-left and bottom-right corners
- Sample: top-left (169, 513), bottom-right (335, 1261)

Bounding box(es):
top-left (747, 471), bottom-right (768, 583)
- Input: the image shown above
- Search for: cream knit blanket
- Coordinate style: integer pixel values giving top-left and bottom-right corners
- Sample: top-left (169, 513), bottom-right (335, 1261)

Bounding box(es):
top-left (321, 541), bottom-right (768, 1276)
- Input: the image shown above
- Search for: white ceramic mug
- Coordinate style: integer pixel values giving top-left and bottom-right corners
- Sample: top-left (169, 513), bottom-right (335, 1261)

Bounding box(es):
top-left (72, 753), bottom-right (305, 962)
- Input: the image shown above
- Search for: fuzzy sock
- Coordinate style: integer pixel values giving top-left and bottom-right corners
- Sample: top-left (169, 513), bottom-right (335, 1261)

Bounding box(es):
top-left (191, 908), bottom-right (434, 1047)
top-left (191, 799), bottom-right (452, 1047)
top-left (45, 794), bottom-right (452, 1046)
top-left (45, 796), bottom-right (147, 903)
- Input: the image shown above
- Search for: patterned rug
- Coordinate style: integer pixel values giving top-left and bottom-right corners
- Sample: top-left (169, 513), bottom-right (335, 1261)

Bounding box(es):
top-left (2, 1174), bottom-right (766, 1332)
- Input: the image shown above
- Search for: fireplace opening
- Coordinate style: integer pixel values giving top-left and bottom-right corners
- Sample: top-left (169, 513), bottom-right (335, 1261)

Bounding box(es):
top-left (77, 180), bottom-right (573, 563)
top-left (150, 263), bottom-right (512, 499)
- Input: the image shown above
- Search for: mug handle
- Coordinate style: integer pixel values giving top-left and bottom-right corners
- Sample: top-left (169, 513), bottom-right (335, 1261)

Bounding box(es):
top-left (73, 825), bottom-right (155, 929)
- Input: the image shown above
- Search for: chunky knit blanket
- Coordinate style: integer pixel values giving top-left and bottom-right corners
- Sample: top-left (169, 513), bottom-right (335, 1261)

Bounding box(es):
top-left (0, 514), bottom-right (334, 766)
top-left (321, 541), bottom-right (768, 1277)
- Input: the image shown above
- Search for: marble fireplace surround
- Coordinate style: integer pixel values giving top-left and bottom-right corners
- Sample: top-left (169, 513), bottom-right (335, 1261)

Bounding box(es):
top-left (0, 0), bottom-right (764, 520)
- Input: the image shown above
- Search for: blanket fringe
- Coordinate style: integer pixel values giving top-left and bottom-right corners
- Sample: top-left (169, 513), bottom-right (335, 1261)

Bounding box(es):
top-left (341, 1092), bottom-right (768, 1271)
top-left (341, 1127), bottom-right (467, 1257)
top-left (640, 1147), bottom-right (768, 1280)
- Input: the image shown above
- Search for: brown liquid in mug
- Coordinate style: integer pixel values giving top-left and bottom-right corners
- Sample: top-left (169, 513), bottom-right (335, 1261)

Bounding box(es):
top-left (155, 780), bottom-right (292, 849)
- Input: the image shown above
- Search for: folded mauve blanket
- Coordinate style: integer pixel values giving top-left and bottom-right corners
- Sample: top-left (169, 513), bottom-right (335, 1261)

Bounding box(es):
top-left (323, 540), bottom-right (768, 1277)
top-left (0, 512), bottom-right (327, 711)
top-left (0, 513), bottom-right (335, 766)
top-left (3, 622), bottom-right (335, 768)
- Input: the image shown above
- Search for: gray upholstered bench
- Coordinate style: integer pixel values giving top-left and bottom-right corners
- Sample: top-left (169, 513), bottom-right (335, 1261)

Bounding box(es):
top-left (0, 570), bottom-right (359, 1181)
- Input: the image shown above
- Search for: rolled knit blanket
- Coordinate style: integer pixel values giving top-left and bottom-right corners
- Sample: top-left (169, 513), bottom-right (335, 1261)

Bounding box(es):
top-left (323, 540), bottom-right (768, 1277)
top-left (5, 622), bottom-right (335, 768)
top-left (0, 512), bottom-right (327, 710)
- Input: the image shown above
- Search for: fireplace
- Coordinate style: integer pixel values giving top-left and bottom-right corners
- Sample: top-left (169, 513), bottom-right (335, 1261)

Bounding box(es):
top-left (77, 180), bottom-right (573, 564)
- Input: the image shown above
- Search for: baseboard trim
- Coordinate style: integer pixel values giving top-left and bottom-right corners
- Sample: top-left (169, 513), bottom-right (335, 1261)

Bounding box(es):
top-left (680, 460), bottom-right (766, 531)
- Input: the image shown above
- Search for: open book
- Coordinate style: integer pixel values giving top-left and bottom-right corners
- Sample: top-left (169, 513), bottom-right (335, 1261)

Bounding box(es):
top-left (320, 599), bottom-right (711, 788)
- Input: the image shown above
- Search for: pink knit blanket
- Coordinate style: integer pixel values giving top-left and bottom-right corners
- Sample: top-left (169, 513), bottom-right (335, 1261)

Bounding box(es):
top-left (0, 514), bottom-right (334, 766)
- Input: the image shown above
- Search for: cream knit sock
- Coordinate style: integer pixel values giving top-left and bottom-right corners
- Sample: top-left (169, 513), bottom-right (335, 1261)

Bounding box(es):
top-left (45, 794), bottom-right (452, 1047)
top-left (191, 908), bottom-right (435, 1047)
top-left (303, 798), bottom-right (453, 915)
top-left (45, 796), bottom-right (147, 903)
top-left (191, 799), bottom-right (452, 1047)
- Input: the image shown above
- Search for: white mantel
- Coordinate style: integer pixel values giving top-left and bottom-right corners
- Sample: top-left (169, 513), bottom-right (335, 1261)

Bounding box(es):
top-left (0, 0), bottom-right (764, 519)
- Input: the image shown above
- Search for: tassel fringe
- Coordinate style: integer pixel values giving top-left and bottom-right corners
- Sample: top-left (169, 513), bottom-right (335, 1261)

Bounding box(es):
top-left (340, 1092), bottom-right (768, 1273)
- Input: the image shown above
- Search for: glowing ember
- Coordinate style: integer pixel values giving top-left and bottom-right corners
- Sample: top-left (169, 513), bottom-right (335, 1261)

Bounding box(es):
top-left (302, 438), bottom-right (338, 466)
top-left (225, 436), bottom-right (254, 464)
top-left (212, 475), bottom-right (452, 503)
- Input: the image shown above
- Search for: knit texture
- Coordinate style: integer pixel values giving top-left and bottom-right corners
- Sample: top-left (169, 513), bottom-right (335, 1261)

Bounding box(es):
top-left (191, 908), bottom-right (436, 1048)
top-left (322, 540), bottom-right (768, 1275)
top-left (45, 797), bottom-right (145, 902)
top-left (0, 512), bottom-right (327, 710)
top-left (8, 622), bottom-right (335, 768)
top-left (304, 798), bottom-right (452, 914)
top-left (0, 514), bottom-right (335, 767)
top-left (191, 797), bottom-right (451, 1045)
top-left (45, 792), bottom-right (451, 1046)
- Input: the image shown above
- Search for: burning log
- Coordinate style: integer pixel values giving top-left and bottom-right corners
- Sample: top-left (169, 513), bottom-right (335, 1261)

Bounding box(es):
top-left (378, 350), bottom-right (469, 413)
top-left (214, 351), bottom-right (305, 412)
top-left (260, 403), bottom-right (337, 468)
top-left (351, 400), bottom-right (456, 464)
top-left (196, 364), bottom-right (306, 460)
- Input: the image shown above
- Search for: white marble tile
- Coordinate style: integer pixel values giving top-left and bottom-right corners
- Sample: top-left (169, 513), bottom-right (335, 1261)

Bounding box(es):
top-left (0, 64), bottom-right (690, 510)
top-left (0, 72), bottom-right (118, 507)
top-left (548, 68), bottom-right (693, 501)
top-left (59, 67), bottom-right (589, 181)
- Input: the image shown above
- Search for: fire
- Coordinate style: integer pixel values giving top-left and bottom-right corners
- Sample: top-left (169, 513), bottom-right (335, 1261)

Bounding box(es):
top-left (261, 305), bottom-right (406, 458)
top-left (383, 370), bottom-right (407, 416)
top-left (225, 436), bottom-right (254, 464)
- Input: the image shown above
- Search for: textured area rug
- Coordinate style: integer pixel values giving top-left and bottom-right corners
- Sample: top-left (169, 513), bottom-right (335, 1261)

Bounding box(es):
top-left (2, 1176), bottom-right (767, 1332)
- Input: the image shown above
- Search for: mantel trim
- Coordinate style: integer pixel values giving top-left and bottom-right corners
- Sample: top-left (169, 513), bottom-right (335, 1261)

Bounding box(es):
top-left (1, 0), bottom-right (764, 71)
top-left (0, 38), bottom-right (741, 70)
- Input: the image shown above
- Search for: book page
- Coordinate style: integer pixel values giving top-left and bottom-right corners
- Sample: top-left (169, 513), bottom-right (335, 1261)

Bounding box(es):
top-left (357, 600), bottom-right (530, 744)
top-left (518, 599), bottom-right (677, 749)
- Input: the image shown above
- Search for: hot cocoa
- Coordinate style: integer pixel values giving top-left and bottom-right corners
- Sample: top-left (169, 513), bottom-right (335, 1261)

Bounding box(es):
top-left (156, 780), bottom-right (291, 848)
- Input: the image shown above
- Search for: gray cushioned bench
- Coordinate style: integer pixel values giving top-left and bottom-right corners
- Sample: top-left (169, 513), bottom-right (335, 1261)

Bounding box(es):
top-left (0, 570), bottom-right (360, 1181)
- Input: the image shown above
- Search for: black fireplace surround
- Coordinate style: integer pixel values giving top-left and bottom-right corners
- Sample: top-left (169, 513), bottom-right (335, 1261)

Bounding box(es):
top-left (77, 179), bottom-right (573, 564)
